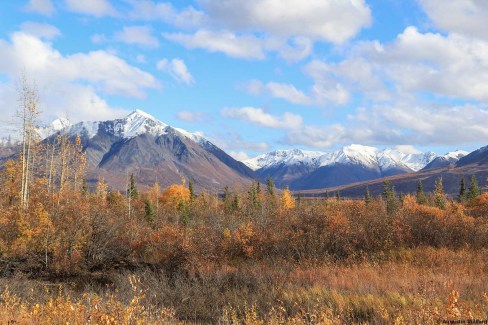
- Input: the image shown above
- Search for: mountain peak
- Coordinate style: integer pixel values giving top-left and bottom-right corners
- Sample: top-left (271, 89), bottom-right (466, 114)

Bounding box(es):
top-left (128, 109), bottom-right (158, 121)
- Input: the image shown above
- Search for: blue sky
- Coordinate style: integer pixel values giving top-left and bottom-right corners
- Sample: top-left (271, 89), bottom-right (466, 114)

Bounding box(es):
top-left (1, 0), bottom-right (488, 160)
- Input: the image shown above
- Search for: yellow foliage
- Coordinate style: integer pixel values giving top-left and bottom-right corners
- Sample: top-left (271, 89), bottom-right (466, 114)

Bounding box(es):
top-left (161, 184), bottom-right (190, 208)
top-left (280, 188), bottom-right (295, 210)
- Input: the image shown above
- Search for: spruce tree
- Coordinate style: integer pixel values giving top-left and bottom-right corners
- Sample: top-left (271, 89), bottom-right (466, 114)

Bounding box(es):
top-left (81, 178), bottom-right (88, 195)
top-left (223, 186), bottom-right (231, 203)
top-left (188, 179), bottom-right (195, 202)
top-left (128, 173), bottom-right (138, 198)
top-left (458, 176), bottom-right (467, 202)
top-left (434, 177), bottom-right (446, 209)
top-left (364, 186), bottom-right (372, 204)
top-left (266, 176), bottom-right (275, 197)
top-left (382, 180), bottom-right (392, 201)
top-left (416, 180), bottom-right (427, 205)
top-left (467, 175), bottom-right (481, 200)
top-left (232, 194), bottom-right (239, 211)
top-left (144, 199), bottom-right (155, 223)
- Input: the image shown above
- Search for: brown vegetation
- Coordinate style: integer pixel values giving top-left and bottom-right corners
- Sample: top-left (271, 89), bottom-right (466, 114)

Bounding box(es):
top-left (1, 94), bottom-right (488, 323)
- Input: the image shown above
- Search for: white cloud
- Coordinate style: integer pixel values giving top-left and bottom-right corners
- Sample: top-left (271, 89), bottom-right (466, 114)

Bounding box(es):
top-left (285, 124), bottom-right (346, 148)
top-left (228, 151), bottom-right (251, 161)
top-left (127, 0), bottom-right (205, 28)
top-left (164, 29), bottom-right (266, 60)
top-left (135, 54), bottom-right (146, 63)
top-left (65, 0), bottom-right (118, 17)
top-left (209, 131), bottom-right (270, 152)
top-left (0, 31), bottom-right (159, 126)
top-left (362, 27), bottom-right (488, 101)
top-left (114, 25), bottom-right (160, 48)
top-left (394, 145), bottom-right (422, 154)
top-left (420, 0), bottom-right (488, 41)
top-left (91, 33), bottom-right (107, 44)
top-left (221, 107), bottom-right (302, 129)
top-left (24, 0), bottom-right (55, 16)
top-left (176, 111), bottom-right (206, 122)
top-left (265, 82), bottom-right (313, 105)
top-left (20, 22), bottom-right (61, 40)
top-left (201, 0), bottom-right (371, 44)
top-left (157, 58), bottom-right (195, 85)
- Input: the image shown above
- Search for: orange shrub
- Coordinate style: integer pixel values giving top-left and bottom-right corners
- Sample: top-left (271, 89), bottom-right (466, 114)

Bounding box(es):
top-left (161, 184), bottom-right (190, 209)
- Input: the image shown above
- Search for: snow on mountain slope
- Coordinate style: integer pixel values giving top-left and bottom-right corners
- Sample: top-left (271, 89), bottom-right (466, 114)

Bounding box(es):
top-left (245, 145), bottom-right (439, 172)
top-left (245, 149), bottom-right (324, 171)
top-left (37, 118), bottom-right (72, 139)
top-left (444, 150), bottom-right (469, 160)
top-left (41, 109), bottom-right (213, 152)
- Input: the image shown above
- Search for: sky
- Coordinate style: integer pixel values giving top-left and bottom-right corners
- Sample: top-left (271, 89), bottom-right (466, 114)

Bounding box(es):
top-left (1, 0), bottom-right (488, 160)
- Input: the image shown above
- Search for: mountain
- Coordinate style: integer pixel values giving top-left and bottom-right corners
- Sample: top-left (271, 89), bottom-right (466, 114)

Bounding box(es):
top-left (43, 109), bottom-right (255, 191)
top-left (246, 145), bottom-right (438, 190)
top-left (298, 147), bottom-right (484, 199)
top-left (422, 150), bottom-right (469, 170)
top-left (455, 146), bottom-right (488, 167)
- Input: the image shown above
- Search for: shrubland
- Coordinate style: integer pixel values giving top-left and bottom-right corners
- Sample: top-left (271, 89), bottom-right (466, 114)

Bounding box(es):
top-left (1, 147), bottom-right (488, 323)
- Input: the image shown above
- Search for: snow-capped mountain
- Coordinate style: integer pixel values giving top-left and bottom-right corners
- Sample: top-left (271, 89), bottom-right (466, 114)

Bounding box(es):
top-left (246, 145), bottom-right (464, 190)
top-left (246, 145), bottom-right (437, 172)
top-left (422, 150), bottom-right (469, 170)
top-left (40, 109), bottom-right (255, 190)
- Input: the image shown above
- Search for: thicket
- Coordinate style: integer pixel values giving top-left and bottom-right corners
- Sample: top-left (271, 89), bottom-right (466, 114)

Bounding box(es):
top-left (1, 148), bottom-right (488, 323)
top-left (1, 79), bottom-right (488, 322)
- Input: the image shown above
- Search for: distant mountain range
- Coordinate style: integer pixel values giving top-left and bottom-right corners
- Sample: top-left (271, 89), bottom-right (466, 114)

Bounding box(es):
top-left (0, 109), bottom-right (484, 195)
top-left (244, 146), bottom-right (468, 190)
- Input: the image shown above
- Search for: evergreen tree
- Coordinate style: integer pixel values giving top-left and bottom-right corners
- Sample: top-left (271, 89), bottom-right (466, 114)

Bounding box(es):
top-left (247, 182), bottom-right (260, 209)
top-left (266, 176), bottom-right (275, 197)
top-left (336, 191), bottom-right (341, 201)
top-left (81, 178), bottom-right (88, 195)
top-left (144, 199), bottom-right (155, 223)
top-left (382, 181), bottom-right (398, 215)
top-left (434, 177), bottom-right (446, 209)
top-left (382, 180), bottom-right (393, 201)
top-left (467, 175), bottom-right (481, 200)
top-left (232, 194), bottom-right (239, 211)
top-left (416, 180), bottom-right (427, 205)
top-left (364, 186), bottom-right (372, 204)
top-left (458, 176), bottom-right (467, 202)
top-left (188, 179), bottom-right (195, 202)
top-left (128, 173), bottom-right (138, 198)
top-left (223, 186), bottom-right (231, 203)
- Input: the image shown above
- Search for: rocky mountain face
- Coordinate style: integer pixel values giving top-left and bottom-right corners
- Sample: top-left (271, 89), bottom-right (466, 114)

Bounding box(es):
top-left (246, 145), bottom-right (467, 190)
top-left (43, 110), bottom-right (255, 191)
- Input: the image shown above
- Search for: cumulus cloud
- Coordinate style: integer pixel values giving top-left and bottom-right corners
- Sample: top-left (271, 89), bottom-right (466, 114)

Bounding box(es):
top-left (176, 111), bottom-right (206, 122)
top-left (20, 22), bottom-right (61, 40)
top-left (200, 0), bottom-right (371, 44)
top-left (164, 30), bottom-right (266, 60)
top-left (127, 0), bottom-right (205, 28)
top-left (65, 0), bottom-right (118, 17)
top-left (353, 26), bottom-right (488, 102)
top-left (209, 131), bottom-right (270, 152)
top-left (157, 58), bottom-right (195, 85)
top-left (0, 31), bottom-right (159, 125)
top-left (228, 151), bottom-right (251, 161)
top-left (221, 107), bottom-right (302, 129)
top-left (419, 0), bottom-right (488, 41)
top-left (24, 0), bottom-right (55, 16)
top-left (114, 25), bottom-right (160, 48)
